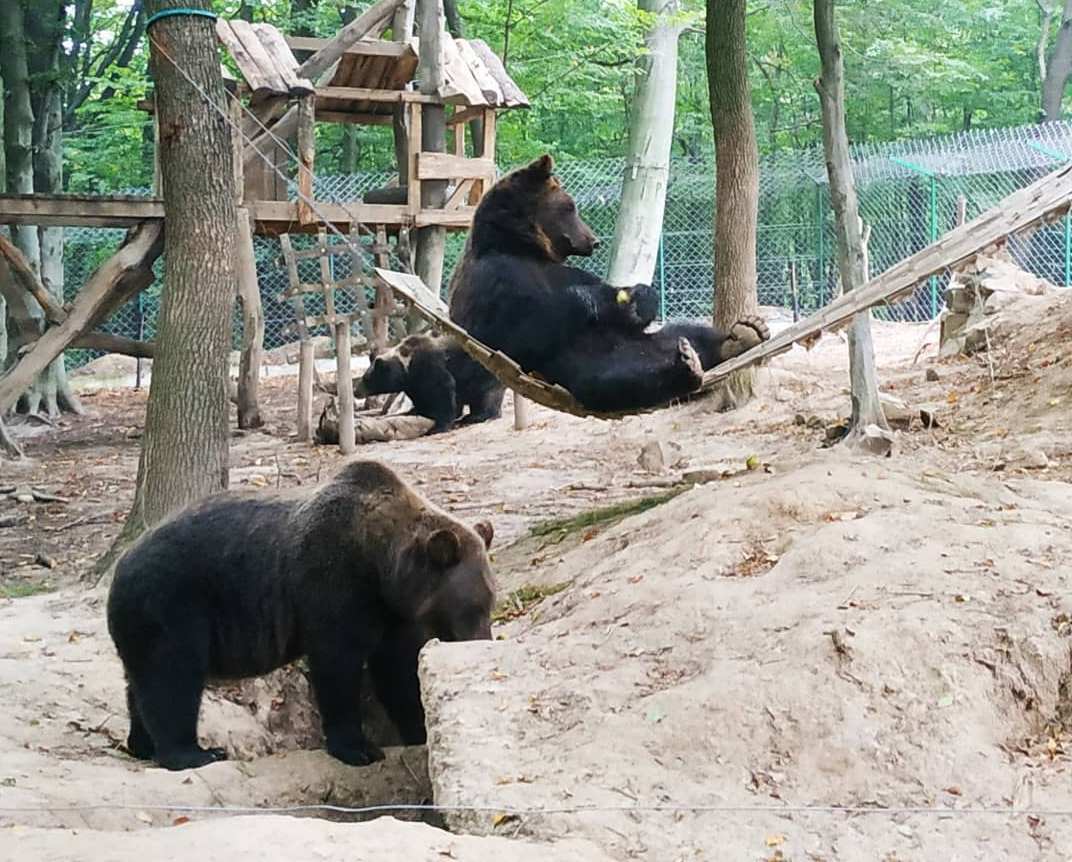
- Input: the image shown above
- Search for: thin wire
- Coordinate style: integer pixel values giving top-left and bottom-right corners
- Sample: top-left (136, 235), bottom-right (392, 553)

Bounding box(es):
top-left (2, 801), bottom-right (1072, 818)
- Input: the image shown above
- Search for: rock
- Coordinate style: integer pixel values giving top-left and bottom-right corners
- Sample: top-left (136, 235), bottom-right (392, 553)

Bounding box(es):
top-left (637, 438), bottom-right (682, 474)
top-left (851, 424), bottom-right (895, 457)
top-left (1020, 446), bottom-right (1050, 470)
top-left (925, 368), bottom-right (940, 382)
top-left (879, 393), bottom-right (915, 430)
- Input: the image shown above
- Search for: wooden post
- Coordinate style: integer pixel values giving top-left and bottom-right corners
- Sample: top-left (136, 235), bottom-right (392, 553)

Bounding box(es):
top-left (392, 0), bottom-right (416, 188)
top-left (371, 224), bottom-right (392, 355)
top-left (297, 94), bottom-right (316, 225)
top-left (955, 194), bottom-right (967, 228)
top-left (297, 339), bottom-right (315, 442)
top-left (414, 0), bottom-right (448, 303)
top-left (229, 96), bottom-right (244, 203)
top-left (335, 320), bottom-right (357, 454)
top-left (512, 390), bottom-right (529, 430)
top-left (152, 92), bottom-right (162, 196)
top-left (235, 207), bottom-right (264, 429)
top-left (788, 260), bottom-right (800, 322)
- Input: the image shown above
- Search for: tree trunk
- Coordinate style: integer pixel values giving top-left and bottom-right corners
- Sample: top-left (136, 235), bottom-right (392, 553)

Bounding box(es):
top-left (28, 0), bottom-right (83, 417)
top-left (1, 0), bottom-right (42, 386)
top-left (235, 208), bottom-right (264, 429)
top-left (1042, 0), bottom-right (1072, 121)
top-left (813, 0), bottom-right (888, 444)
top-left (97, 0), bottom-right (238, 582)
top-left (706, 0), bottom-right (760, 409)
top-left (414, 0), bottom-right (447, 309)
top-left (607, 0), bottom-right (683, 288)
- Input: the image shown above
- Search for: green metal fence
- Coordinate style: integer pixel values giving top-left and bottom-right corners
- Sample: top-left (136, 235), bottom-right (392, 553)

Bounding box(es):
top-left (58, 120), bottom-right (1072, 370)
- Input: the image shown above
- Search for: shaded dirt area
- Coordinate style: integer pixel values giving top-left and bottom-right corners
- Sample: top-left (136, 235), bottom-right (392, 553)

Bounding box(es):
top-left (1, 290), bottom-right (1070, 859)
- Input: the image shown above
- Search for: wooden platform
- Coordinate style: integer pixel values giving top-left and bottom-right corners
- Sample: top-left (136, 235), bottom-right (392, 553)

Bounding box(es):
top-left (0, 194), bottom-right (474, 234)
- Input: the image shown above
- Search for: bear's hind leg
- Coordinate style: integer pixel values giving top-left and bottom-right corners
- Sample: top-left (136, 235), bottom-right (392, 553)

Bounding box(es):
top-left (124, 680), bottom-right (155, 760)
top-left (564, 337), bottom-right (703, 412)
top-left (129, 639), bottom-right (224, 771)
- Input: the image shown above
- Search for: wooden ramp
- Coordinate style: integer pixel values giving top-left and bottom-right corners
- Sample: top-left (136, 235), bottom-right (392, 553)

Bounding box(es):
top-left (373, 156), bottom-right (1072, 419)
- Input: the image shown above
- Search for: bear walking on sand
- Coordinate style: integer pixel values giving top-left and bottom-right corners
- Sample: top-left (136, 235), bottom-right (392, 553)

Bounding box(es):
top-left (106, 460), bottom-right (495, 771)
top-left (449, 154), bottom-right (770, 413)
top-left (354, 333), bottom-right (504, 433)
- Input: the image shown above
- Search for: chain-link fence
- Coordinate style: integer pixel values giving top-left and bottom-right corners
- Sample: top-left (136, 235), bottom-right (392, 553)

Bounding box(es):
top-left (60, 121), bottom-right (1072, 370)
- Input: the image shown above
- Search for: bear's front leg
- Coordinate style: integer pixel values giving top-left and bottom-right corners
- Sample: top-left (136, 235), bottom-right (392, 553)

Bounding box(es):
top-left (612, 284), bottom-right (660, 330)
top-left (307, 648), bottom-right (385, 766)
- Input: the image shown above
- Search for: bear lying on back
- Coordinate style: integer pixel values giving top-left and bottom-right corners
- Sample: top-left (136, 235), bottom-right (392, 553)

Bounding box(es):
top-left (354, 333), bottom-right (504, 433)
top-left (449, 154), bottom-right (770, 412)
top-left (107, 460), bottom-right (495, 771)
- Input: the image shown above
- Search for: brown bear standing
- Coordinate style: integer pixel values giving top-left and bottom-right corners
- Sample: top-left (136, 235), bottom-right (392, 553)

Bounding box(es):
top-left (107, 460), bottom-right (495, 770)
top-left (449, 154), bottom-right (770, 413)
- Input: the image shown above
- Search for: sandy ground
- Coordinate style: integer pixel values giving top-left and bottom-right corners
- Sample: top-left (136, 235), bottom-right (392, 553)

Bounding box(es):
top-left (0, 289), bottom-right (1070, 859)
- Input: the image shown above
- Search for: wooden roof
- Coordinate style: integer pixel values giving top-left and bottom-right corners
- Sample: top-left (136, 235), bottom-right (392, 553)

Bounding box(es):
top-left (217, 20), bottom-right (529, 116)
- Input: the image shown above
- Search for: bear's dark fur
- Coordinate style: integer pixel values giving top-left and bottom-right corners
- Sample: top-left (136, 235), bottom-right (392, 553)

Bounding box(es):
top-left (106, 460), bottom-right (495, 771)
top-left (354, 333), bottom-right (503, 433)
top-left (448, 154), bottom-right (770, 412)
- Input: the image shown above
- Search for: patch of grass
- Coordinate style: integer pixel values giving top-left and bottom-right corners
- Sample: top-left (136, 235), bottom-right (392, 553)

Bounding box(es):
top-left (529, 489), bottom-right (686, 541)
top-left (492, 582), bottom-right (570, 624)
top-left (0, 581), bottom-right (54, 599)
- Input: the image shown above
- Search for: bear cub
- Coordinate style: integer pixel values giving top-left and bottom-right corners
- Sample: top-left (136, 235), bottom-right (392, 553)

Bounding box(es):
top-left (107, 460), bottom-right (495, 771)
top-left (355, 333), bottom-right (504, 433)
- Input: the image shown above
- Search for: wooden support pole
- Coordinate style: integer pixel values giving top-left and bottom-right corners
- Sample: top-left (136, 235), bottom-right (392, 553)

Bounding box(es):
top-left (414, 0), bottom-right (448, 309)
top-left (335, 321), bottom-right (357, 454)
top-left (513, 390), bottom-right (529, 431)
top-left (230, 97), bottom-right (244, 204)
top-left (235, 207), bottom-right (264, 429)
top-left (297, 95), bottom-right (316, 225)
top-left (297, 339), bottom-right (315, 442)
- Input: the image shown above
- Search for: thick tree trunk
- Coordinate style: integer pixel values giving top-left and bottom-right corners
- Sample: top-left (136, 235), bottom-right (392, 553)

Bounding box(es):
top-left (1042, 0), bottom-right (1072, 121)
top-left (813, 0), bottom-right (887, 444)
top-left (28, 0), bottom-right (83, 417)
top-left (706, 0), bottom-right (760, 408)
top-left (1, 0), bottom-right (42, 387)
top-left (97, 0), bottom-right (238, 583)
top-left (414, 0), bottom-right (447, 309)
top-left (607, 0), bottom-right (683, 288)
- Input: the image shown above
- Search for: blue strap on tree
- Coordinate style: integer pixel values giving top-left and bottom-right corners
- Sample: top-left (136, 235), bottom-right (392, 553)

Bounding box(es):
top-left (146, 8), bottom-right (219, 28)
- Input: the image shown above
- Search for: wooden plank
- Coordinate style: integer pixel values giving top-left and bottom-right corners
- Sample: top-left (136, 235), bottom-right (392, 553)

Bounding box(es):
top-left (416, 153), bottom-right (495, 181)
top-left (454, 38), bottom-right (502, 105)
top-left (297, 0), bottom-right (405, 83)
top-left (373, 267), bottom-right (448, 312)
top-left (229, 97), bottom-right (244, 204)
top-left (216, 20), bottom-right (277, 98)
top-left (407, 100), bottom-right (422, 217)
top-left (415, 208), bottom-right (476, 228)
top-left (474, 107), bottom-right (497, 203)
top-left (453, 120), bottom-right (465, 156)
top-left (440, 34), bottom-right (487, 106)
top-left (253, 23), bottom-right (314, 96)
top-left (281, 277), bottom-right (370, 297)
top-left (467, 39), bottom-right (529, 107)
top-left (318, 230), bottom-right (336, 319)
top-left (444, 178), bottom-right (475, 210)
top-left (335, 321), bottom-right (357, 454)
top-left (315, 86), bottom-right (438, 103)
top-left (253, 200), bottom-right (411, 228)
top-left (286, 35), bottom-right (414, 59)
top-left (316, 110), bottom-right (394, 125)
top-left (0, 194), bottom-right (164, 227)
top-left (279, 234), bottom-right (310, 340)
top-left (229, 20), bottom-right (290, 96)
top-left (296, 95), bottom-right (316, 225)
top-left (446, 104), bottom-right (485, 126)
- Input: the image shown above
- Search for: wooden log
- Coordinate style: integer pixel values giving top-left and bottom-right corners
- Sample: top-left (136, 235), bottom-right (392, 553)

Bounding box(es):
top-left (406, 100), bottom-right (423, 217)
top-left (371, 225), bottom-right (392, 356)
top-left (297, 0), bottom-right (404, 83)
top-left (439, 34), bottom-right (487, 106)
top-left (0, 232), bottom-right (64, 323)
top-left (252, 23), bottom-right (314, 96)
top-left (0, 222), bottom-right (163, 414)
top-left (335, 322), bottom-right (357, 455)
top-left (71, 332), bottom-right (155, 358)
top-left (219, 20), bottom-right (288, 98)
top-left (235, 208), bottom-right (264, 430)
top-left (454, 39), bottom-right (502, 105)
top-left (285, 36), bottom-right (413, 59)
top-left (296, 95), bottom-right (316, 225)
top-left (466, 39), bottom-right (529, 107)
top-left (317, 403), bottom-right (434, 445)
top-left (297, 339), bottom-right (315, 442)
top-left (415, 0), bottom-right (448, 303)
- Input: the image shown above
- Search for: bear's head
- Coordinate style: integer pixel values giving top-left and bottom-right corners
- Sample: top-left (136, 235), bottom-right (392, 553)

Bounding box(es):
top-left (388, 517), bottom-right (496, 642)
top-left (353, 334), bottom-right (431, 397)
top-left (470, 154), bottom-right (599, 263)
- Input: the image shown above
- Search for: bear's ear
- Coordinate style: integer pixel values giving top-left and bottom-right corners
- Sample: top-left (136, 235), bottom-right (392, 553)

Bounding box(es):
top-left (473, 520), bottom-right (494, 550)
top-left (525, 154), bottom-right (554, 180)
top-left (426, 529), bottom-right (462, 569)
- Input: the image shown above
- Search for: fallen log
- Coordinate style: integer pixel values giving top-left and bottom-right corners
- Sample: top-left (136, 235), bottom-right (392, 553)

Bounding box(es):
top-left (316, 397), bottom-right (433, 444)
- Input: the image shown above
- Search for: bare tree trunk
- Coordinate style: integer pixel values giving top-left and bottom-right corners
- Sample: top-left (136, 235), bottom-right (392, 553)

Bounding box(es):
top-left (414, 0), bottom-right (447, 309)
top-left (29, 0), bottom-right (83, 417)
top-left (607, 0), bottom-right (683, 288)
top-left (97, 0), bottom-right (238, 583)
top-left (1042, 0), bottom-right (1072, 121)
top-left (1, 0), bottom-right (42, 385)
top-left (813, 0), bottom-right (888, 447)
top-left (235, 208), bottom-right (264, 429)
top-left (706, 0), bottom-right (760, 409)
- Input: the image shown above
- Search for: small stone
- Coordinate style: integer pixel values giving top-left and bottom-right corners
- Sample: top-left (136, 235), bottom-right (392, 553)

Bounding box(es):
top-left (637, 438), bottom-right (682, 473)
top-left (1021, 447), bottom-right (1050, 469)
top-left (925, 368), bottom-right (940, 382)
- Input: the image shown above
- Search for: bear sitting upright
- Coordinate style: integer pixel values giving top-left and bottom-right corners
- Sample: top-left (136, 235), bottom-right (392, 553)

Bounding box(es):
top-left (106, 460), bottom-right (495, 771)
top-left (354, 333), bottom-right (504, 433)
top-left (449, 154), bottom-right (770, 413)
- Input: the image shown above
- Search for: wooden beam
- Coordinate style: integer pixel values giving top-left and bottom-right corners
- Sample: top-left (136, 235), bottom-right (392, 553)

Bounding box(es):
top-left (467, 39), bottom-right (529, 107)
top-left (73, 332), bottom-right (155, 358)
top-left (414, 208), bottom-right (476, 227)
top-left (285, 36), bottom-right (412, 59)
top-left (297, 95), bottom-right (316, 225)
top-left (252, 23), bottom-right (314, 96)
top-left (316, 110), bottom-right (395, 125)
top-left (335, 321), bottom-right (357, 455)
top-left (297, 0), bottom-right (404, 83)
top-left (216, 20), bottom-right (286, 99)
top-left (316, 86), bottom-right (439, 103)
top-left (252, 200), bottom-right (411, 228)
top-left (0, 194), bottom-right (164, 228)
top-left (416, 153), bottom-right (495, 181)
top-left (446, 105), bottom-right (485, 126)
top-left (0, 233), bottom-right (65, 323)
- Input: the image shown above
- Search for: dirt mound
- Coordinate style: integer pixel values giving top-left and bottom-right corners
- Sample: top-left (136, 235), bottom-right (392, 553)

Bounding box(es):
top-left (421, 455), bottom-right (1072, 859)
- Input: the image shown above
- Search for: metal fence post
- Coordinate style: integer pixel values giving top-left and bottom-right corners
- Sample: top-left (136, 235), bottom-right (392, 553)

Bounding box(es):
top-left (815, 182), bottom-right (825, 309)
top-left (657, 232), bottom-right (666, 320)
top-left (889, 155), bottom-right (940, 318)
